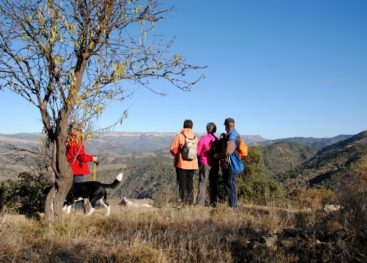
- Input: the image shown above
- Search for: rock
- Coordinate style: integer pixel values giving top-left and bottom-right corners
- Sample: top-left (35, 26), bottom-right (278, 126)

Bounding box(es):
top-left (280, 227), bottom-right (304, 239)
top-left (259, 235), bottom-right (278, 251)
top-left (119, 197), bottom-right (153, 208)
top-left (325, 220), bottom-right (344, 233)
top-left (324, 204), bottom-right (342, 213)
top-left (280, 239), bottom-right (295, 249)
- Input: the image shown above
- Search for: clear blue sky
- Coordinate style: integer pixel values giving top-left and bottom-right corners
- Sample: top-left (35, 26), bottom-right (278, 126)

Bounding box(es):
top-left (1, 0), bottom-right (366, 139)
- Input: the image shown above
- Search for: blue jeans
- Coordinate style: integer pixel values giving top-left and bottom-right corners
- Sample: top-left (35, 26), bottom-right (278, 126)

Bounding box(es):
top-left (73, 175), bottom-right (85, 183)
top-left (223, 168), bottom-right (238, 208)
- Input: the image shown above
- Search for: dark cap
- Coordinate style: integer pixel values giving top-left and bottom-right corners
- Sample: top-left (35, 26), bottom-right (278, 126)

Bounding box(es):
top-left (224, 118), bottom-right (235, 125)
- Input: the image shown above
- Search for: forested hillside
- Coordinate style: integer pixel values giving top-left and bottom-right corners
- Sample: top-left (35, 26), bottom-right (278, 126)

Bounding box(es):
top-left (283, 130), bottom-right (367, 188)
top-left (259, 141), bottom-right (319, 179)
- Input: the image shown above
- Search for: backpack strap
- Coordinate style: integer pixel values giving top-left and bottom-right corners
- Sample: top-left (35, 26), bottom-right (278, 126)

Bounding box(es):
top-left (235, 135), bottom-right (241, 150)
top-left (181, 132), bottom-right (195, 140)
top-left (227, 130), bottom-right (239, 146)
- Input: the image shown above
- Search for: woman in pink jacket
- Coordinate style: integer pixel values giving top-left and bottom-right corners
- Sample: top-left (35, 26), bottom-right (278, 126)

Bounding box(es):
top-left (196, 122), bottom-right (219, 206)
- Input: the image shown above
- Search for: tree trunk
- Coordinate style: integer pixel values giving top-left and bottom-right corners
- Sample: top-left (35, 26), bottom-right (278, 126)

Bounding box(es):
top-left (44, 112), bottom-right (73, 221)
top-left (43, 61), bottom-right (86, 221)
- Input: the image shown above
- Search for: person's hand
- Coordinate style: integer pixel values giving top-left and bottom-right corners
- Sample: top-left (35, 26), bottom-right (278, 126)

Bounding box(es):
top-left (93, 156), bottom-right (98, 162)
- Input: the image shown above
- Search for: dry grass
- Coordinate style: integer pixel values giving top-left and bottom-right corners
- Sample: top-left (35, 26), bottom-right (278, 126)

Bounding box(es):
top-left (0, 200), bottom-right (328, 262)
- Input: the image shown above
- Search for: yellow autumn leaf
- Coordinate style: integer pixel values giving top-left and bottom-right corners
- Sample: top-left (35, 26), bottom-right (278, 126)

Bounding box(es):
top-left (94, 105), bottom-right (101, 114)
top-left (54, 56), bottom-right (62, 65)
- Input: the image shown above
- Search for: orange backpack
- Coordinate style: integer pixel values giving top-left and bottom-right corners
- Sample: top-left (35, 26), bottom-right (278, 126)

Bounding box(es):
top-left (237, 138), bottom-right (248, 159)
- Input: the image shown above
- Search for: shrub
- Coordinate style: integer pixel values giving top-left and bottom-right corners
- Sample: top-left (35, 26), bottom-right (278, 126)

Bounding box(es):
top-left (238, 176), bottom-right (285, 205)
top-left (291, 187), bottom-right (337, 210)
top-left (238, 146), bottom-right (286, 205)
top-left (334, 156), bottom-right (367, 230)
top-left (0, 172), bottom-right (48, 216)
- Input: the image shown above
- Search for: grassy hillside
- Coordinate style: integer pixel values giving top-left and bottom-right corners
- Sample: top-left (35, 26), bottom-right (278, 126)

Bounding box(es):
top-left (0, 201), bottom-right (365, 262)
top-left (1, 201), bottom-right (366, 262)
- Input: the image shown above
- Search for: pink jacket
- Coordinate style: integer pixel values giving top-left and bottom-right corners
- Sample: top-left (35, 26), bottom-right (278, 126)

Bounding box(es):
top-left (197, 133), bottom-right (217, 166)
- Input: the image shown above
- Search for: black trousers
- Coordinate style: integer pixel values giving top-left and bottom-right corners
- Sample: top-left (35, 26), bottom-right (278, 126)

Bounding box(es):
top-left (176, 167), bottom-right (195, 205)
top-left (208, 163), bottom-right (220, 206)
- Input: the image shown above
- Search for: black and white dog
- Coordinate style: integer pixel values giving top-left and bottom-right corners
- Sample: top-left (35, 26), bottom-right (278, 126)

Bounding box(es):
top-left (63, 172), bottom-right (123, 216)
top-left (41, 173), bottom-right (123, 216)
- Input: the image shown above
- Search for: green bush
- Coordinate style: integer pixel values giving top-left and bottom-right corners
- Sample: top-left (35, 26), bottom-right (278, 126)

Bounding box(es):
top-left (332, 156), bottom-right (367, 230)
top-left (238, 146), bottom-right (285, 205)
top-left (0, 172), bottom-right (48, 216)
top-left (238, 176), bottom-right (284, 205)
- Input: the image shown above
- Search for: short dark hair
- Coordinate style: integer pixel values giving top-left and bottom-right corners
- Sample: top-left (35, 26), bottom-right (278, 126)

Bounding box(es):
top-left (206, 122), bottom-right (217, 134)
top-left (183, 119), bottom-right (193, 129)
top-left (224, 118), bottom-right (235, 125)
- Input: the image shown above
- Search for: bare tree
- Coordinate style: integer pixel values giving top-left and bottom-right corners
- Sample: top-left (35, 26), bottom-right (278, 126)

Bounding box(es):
top-left (0, 0), bottom-right (204, 220)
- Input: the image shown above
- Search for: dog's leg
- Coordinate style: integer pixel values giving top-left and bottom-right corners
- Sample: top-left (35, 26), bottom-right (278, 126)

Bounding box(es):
top-left (85, 196), bottom-right (98, 216)
top-left (62, 204), bottom-right (72, 214)
top-left (83, 199), bottom-right (91, 214)
top-left (66, 205), bottom-right (72, 214)
top-left (99, 198), bottom-right (111, 216)
top-left (86, 207), bottom-right (95, 216)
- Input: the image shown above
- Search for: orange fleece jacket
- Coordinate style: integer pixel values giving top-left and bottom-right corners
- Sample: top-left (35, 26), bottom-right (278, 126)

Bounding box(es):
top-left (170, 128), bottom-right (199, 170)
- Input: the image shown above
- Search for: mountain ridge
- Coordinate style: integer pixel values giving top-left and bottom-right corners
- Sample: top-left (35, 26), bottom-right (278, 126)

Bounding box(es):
top-left (261, 134), bottom-right (352, 148)
top-left (0, 131), bottom-right (352, 150)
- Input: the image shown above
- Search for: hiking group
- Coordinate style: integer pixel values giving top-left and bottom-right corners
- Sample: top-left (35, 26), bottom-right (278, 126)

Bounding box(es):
top-left (65, 117), bottom-right (248, 211)
top-left (170, 118), bottom-right (248, 208)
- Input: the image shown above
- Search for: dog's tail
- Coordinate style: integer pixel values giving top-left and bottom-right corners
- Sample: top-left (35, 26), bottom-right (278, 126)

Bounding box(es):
top-left (101, 173), bottom-right (123, 189)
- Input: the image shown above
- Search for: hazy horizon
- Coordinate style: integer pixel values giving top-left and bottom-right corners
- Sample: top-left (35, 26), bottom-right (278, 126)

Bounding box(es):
top-left (0, 129), bottom-right (360, 141)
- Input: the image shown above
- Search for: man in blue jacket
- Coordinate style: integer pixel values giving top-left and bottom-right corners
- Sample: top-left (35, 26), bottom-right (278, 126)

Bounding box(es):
top-left (222, 117), bottom-right (244, 208)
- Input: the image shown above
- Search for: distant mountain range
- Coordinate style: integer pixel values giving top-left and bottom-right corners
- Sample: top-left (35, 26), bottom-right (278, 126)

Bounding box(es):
top-left (1, 130), bottom-right (366, 199)
top-left (0, 132), bottom-right (267, 153)
top-left (0, 131), bottom-right (352, 151)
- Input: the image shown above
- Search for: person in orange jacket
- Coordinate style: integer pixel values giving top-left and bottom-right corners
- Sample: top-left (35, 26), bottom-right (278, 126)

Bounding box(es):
top-left (170, 120), bottom-right (199, 205)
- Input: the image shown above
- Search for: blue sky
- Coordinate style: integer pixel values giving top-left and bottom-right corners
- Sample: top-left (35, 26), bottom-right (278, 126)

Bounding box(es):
top-left (1, 0), bottom-right (366, 139)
